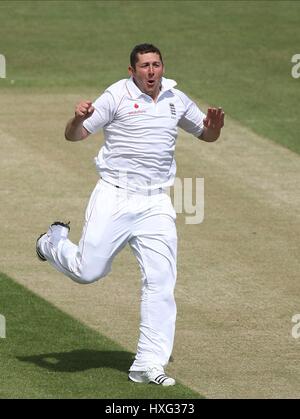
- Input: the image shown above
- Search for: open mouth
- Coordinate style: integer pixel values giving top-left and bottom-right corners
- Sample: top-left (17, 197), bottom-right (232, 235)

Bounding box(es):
top-left (147, 80), bottom-right (155, 87)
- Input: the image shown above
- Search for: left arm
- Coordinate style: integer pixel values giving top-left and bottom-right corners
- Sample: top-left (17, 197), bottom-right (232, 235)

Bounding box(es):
top-left (199, 107), bottom-right (225, 142)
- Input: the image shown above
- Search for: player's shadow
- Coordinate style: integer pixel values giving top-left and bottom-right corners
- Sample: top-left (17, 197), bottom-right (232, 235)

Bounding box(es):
top-left (17, 349), bottom-right (135, 373)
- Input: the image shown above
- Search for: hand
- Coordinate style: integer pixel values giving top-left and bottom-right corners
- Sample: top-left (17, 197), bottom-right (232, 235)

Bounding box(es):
top-left (75, 100), bottom-right (95, 120)
top-left (203, 107), bottom-right (225, 130)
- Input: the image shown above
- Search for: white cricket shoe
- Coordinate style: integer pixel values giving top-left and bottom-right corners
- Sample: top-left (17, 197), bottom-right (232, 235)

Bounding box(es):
top-left (48, 221), bottom-right (70, 245)
top-left (36, 221), bottom-right (70, 261)
top-left (129, 367), bottom-right (176, 386)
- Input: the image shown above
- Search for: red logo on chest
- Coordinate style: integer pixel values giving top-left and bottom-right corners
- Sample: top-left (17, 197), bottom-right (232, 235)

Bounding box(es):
top-left (128, 103), bottom-right (146, 115)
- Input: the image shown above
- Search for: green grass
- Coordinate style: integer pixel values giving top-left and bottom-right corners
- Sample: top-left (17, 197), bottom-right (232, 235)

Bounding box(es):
top-left (0, 0), bottom-right (299, 153)
top-left (0, 272), bottom-right (202, 399)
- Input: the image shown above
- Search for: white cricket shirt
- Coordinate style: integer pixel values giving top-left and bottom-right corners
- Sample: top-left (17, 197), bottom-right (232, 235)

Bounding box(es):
top-left (83, 77), bottom-right (205, 191)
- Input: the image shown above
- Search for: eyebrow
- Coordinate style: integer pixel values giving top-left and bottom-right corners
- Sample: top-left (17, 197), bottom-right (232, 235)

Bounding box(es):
top-left (138, 61), bottom-right (162, 65)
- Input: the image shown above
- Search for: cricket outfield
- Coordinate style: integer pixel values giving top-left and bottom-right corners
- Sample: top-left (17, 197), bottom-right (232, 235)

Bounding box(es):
top-left (0, 1), bottom-right (300, 399)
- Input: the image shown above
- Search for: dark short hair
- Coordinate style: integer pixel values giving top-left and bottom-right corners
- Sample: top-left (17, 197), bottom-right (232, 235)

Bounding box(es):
top-left (130, 43), bottom-right (163, 69)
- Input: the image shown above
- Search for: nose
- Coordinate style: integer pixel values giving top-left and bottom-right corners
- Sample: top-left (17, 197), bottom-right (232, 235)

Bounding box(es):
top-left (148, 65), bottom-right (155, 75)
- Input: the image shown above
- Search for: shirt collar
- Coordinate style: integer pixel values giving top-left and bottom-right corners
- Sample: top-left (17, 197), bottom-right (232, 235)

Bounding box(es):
top-left (126, 76), bottom-right (177, 99)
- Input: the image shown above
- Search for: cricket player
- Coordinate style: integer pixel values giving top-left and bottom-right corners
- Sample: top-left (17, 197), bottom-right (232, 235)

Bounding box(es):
top-left (36, 44), bottom-right (224, 386)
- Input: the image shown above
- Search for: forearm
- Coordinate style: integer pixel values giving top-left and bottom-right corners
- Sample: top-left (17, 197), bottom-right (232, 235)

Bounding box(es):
top-left (65, 117), bottom-right (89, 142)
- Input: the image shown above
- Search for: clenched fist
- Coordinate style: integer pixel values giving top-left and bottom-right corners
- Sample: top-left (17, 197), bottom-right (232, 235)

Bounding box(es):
top-left (75, 100), bottom-right (95, 120)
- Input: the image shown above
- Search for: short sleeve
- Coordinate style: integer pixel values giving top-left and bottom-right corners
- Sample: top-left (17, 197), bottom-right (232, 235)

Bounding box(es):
top-left (83, 91), bottom-right (116, 134)
top-left (177, 92), bottom-right (206, 137)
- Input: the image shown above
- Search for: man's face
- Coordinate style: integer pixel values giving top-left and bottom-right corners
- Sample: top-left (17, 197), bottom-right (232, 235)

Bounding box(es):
top-left (129, 52), bottom-right (164, 100)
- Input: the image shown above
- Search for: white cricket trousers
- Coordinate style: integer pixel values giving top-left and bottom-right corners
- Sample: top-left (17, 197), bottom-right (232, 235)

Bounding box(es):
top-left (39, 179), bottom-right (177, 371)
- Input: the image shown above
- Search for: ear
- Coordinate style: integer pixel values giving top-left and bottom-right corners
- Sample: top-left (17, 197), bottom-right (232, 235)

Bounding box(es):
top-left (128, 65), bottom-right (135, 77)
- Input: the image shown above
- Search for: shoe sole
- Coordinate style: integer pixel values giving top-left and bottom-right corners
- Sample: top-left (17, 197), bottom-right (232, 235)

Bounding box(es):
top-left (128, 372), bottom-right (175, 386)
top-left (152, 375), bottom-right (176, 386)
top-left (36, 233), bottom-right (47, 261)
top-left (51, 221), bottom-right (70, 231)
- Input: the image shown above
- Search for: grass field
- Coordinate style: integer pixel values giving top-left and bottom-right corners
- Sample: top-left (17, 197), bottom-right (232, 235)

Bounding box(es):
top-left (0, 0), bottom-right (300, 399)
top-left (1, 0), bottom-right (300, 153)
top-left (0, 272), bottom-right (201, 399)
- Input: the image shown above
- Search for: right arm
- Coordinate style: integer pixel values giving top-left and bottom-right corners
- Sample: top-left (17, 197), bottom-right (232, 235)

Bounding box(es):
top-left (65, 100), bottom-right (94, 141)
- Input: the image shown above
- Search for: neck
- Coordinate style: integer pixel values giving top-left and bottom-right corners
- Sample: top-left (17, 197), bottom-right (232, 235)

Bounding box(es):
top-left (132, 77), bottom-right (162, 101)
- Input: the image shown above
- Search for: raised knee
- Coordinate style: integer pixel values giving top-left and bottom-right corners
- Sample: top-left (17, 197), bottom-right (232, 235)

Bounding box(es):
top-left (77, 271), bottom-right (106, 284)
top-left (76, 264), bottom-right (110, 284)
